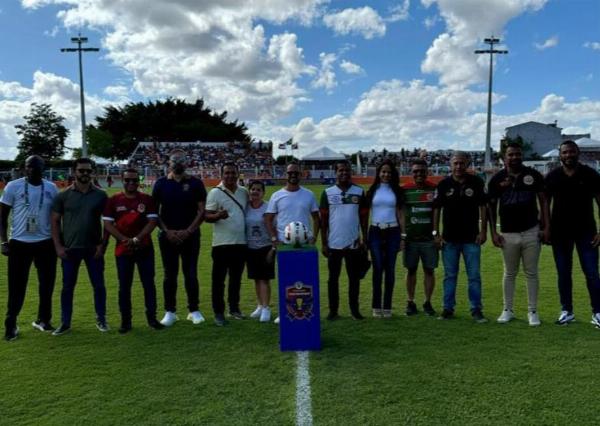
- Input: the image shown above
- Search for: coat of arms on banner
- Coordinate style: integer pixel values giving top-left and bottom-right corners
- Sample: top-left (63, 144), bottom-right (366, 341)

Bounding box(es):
top-left (285, 281), bottom-right (314, 321)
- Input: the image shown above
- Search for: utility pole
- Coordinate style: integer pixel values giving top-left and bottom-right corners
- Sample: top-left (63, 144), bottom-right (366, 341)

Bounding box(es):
top-left (61, 33), bottom-right (99, 158)
top-left (475, 36), bottom-right (508, 169)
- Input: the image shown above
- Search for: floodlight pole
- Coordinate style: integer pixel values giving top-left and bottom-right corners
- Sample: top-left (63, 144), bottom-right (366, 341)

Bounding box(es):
top-left (61, 33), bottom-right (99, 158)
top-left (475, 36), bottom-right (508, 169)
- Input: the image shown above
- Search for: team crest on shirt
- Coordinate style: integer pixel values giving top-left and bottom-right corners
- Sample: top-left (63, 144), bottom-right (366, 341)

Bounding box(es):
top-left (183, 184), bottom-right (190, 192)
top-left (285, 281), bottom-right (314, 321)
top-left (351, 195), bottom-right (359, 204)
top-left (116, 206), bottom-right (127, 212)
top-left (426, 192), bottom-right (434, 201)
top-left (446, 188), bottom-right (454, 197)
top-left (523, 175), bottom-right (534, 185)
top-left (137, 203), bottom-right (146, 213)
top-left (465, 188), bottom-right (474, 197)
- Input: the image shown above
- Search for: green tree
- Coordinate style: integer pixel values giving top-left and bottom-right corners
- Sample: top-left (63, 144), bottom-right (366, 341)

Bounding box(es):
top-left (87, 127), bottom-right (116, 159)
top-left (14, 103), bottom-right (69, 162)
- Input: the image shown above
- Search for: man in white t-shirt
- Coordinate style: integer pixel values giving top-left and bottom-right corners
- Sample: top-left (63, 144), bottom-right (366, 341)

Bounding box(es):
top-left (0, 156), bottom-right (59, 341)
top-left (265, 162), bottom-right (320, 324)
top-left (320, 160), bottom-right (368, 320)
top-left (205, 162), bottom-right (249, 326)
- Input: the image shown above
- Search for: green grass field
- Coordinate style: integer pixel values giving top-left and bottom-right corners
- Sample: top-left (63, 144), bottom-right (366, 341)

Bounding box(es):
top-left (1, 185), bottom-right (598, 425)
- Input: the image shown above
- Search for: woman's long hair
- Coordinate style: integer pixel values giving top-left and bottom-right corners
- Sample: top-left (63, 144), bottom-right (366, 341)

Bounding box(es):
top-left (366, 158), bottom-right (404, 208)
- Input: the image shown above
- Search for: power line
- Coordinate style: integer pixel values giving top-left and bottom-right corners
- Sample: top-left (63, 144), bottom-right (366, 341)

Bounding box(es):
top-left (61, 33), bottom-right (99, 158)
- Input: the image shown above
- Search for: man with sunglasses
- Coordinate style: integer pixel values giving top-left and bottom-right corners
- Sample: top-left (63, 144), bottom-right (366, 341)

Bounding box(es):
top-left (51, 158), bottom-right (109, 335)
top-left (152, 150), bottom-right (207, 327)
top-left (103, 168), bottom-right (164, 333)
top-left (1, 156), bottom-right (59, 341)
top-left (265, 162), bottom-right (320, 324)
top-left (401, 159), bottom-right (438, 317)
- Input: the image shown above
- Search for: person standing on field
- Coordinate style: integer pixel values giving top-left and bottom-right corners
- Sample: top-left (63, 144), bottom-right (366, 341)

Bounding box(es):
top-left (401, 159), bottom-right (438, 317)
top-left (103, 168), bottom-right (164, 333)
top-left (432, 151), bottom-right (488, 323)
top-left (205, 162), bottom-right (249, 327)
top-left (545, 140), bottom-right (600, 328)
top-left (51, 158), bottom-right (109, 335)
top-left (152, 150), bottom-right (207, 327)
top-left (488, 142), bottom-right (549, 327)
top-left (320, 160), bottom-right (369, 320)
top-left (1, 155), bottom-right (59, 341)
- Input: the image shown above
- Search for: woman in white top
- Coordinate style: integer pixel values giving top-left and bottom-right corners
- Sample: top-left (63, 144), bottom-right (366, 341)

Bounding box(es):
top-left (246, 180), bottom-right (276, 322)
top-left (366, 159), bottom-right (405, 318)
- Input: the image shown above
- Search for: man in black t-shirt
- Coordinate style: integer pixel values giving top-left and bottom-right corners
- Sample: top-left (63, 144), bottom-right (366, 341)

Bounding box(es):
top-left (545, 140), bottom-right (600, 328)
top-left (432, 151), bottom-right (487, 322)
top-left (488, 143), bottom-right (549, 327)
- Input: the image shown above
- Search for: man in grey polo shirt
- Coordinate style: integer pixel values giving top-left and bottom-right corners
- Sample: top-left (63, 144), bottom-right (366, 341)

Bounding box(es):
top-left (51, 158), bottom-right (108, 335)
top-left (205, 162), bottom-right (249, 326)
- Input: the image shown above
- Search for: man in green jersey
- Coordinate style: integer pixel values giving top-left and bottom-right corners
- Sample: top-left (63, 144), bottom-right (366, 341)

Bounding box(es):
top-left (401, 159), bottom-right (438, 316)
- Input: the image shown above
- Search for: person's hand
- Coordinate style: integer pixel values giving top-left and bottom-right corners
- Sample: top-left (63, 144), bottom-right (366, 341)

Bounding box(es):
top-left (308, 236), bottom-right (316, 245)
top-left (321, 244), bottom-right (329, 258)
top-left (476, 231), bottom-right (487, 246)
top-left (400, 239), bottom-right (405, 252)
top-left (541, 227), bottom-right (551, 245)
top-left (55, 244), bottom-right (68, 260)
top-left (491, 233), bottom-right (504, 248)
top-left (218, 209), bottom-right (229, 220)
top-left (592, 233), bottom-right (600, 248)
top-left (165, 229), bottom-right (183, 245)
top-left (1, 242), bottom-right (9, 257)
top-left (175, 229), bottom-right (191, 241)
top-left (434, 235), bottom-right (444, 249)
top-left (94, 244), bottom-right (105, 259)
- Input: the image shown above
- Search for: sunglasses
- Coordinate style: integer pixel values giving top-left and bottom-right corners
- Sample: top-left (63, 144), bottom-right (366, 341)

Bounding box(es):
top-left (287, 171), bottom-right (300, 175)
top-left (123, 178), bottom-right (139, 183)
top-left (76, 169), bottom-right (92, 174)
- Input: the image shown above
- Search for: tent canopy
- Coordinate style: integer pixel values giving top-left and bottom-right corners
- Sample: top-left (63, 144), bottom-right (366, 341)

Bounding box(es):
top-left (576, 137), bottom-right (600, 149)
top-left (542, 149), bottom-right (559, 158)
top-left (301, 146), bottom-right (345, 161)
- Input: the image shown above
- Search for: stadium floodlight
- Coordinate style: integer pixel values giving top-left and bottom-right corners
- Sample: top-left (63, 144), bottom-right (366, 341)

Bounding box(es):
top-left (475, 36), bottom-right (508, 169)
top-left (61, 33), bottom-right (100, 158)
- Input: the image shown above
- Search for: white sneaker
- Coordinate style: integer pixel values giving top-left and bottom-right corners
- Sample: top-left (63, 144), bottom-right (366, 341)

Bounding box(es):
top-left (591, 313), bottom-right (600, 328)
top-left (274, 316), bottom-right (280, 324)
top-left (187, 311), bottom-right (205, 325)
top-left (160, 311), bottom-right (178, 327)
top-left (528, 311), bottom-right (541, 327)
top-left (555, 310), bottom-right (575, 325)
top-left (260, 307), bottom-right (271, 323)
top-left (250, 305), bottom-right (263, 319)
top-left (497, 309), bottom-right (515, 323)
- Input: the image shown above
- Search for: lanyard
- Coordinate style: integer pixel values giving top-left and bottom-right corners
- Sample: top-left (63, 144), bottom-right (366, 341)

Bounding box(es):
top-left (24, 178), bottom-right (44, 213)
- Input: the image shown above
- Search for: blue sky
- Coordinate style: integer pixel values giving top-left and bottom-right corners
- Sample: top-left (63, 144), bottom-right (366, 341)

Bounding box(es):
top-left (0, 0), bottom-right (599, 160)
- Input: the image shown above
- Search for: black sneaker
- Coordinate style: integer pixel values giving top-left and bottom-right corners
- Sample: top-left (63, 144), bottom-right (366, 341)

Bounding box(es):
top-left (214, 314), bottom-right (229, 327)
top-left (472, 308), bottom-right (488, 323)
top-left (52, 324), bottom-right (71, 336)
top-left (4, 327), bottom-right (19, 342)
top-left (438, 309), bottom-right (454, 320)
top-left (405, 301), bottom-right (418, 316)
top-left (228, 311), bottom-right (245, 320)
top-left (118, 323), bottom-right (132, 334)
top-left (148, 319), bottom-right (165, 330)
top-left (32, 320), bottom-right (54, 332)
top-left (326, 312), bottom-right (339, 321)
top-left (423, 301), bottom-right (436, 317)
top-left (96, 320), bottom-right (110, 332)
top-left (351, 311), bottom-right (365, 320)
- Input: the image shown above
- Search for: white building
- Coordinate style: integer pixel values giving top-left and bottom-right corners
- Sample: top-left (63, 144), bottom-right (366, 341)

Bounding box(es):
top-left (505, 121), bottom-right (590, 156)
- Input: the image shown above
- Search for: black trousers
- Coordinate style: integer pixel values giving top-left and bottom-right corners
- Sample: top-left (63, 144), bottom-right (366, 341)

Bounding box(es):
top-left (4, 239), bottom-right (56, 330)
top-left (159, 232), bottom-right (200, 313)
top-left (211, 245), bottom-right (246, 315)
top-left (115, 248), bottom-right (158, 323)
top-left (327, 248), bottom-right (362, 314)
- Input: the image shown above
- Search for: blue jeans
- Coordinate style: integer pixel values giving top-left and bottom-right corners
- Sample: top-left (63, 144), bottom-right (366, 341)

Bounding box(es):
top-left (115, 248), bottom-right (157, 322)
top-left (442, 242), bottom-right (482, 312)
top-left (552, 233), bottom-right (600, 313)
top-left (60, 248), bottom-right (106, 326)
top-left (368, 226), bottom-right (401, 310)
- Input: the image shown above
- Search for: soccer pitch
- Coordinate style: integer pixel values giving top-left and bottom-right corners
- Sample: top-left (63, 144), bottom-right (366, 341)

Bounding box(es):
top-left (0, 184), bottom-right (598, 425)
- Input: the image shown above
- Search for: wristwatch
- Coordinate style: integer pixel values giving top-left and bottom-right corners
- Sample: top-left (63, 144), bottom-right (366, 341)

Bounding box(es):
top-left (132, 237), bottom-right (140, 245)
top-left (271, 236), bottom-right (278, 242)
top-left (432, 230), bottom-right (438, 236)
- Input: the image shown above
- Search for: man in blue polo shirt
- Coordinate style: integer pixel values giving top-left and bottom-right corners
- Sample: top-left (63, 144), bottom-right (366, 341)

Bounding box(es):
top-left (152, 150), bottom-right (207, 327)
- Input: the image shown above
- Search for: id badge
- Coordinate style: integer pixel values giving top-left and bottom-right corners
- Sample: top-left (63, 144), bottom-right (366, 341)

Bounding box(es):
top-left (26, 215), bottom-right (39, 233)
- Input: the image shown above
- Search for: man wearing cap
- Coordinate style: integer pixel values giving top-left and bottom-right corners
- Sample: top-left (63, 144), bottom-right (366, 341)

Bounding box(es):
top-left (152, 150), bottom-right (207, 327)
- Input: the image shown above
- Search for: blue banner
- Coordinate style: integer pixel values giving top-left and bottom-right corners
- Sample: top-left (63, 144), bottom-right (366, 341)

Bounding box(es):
top-left (277, 246), bottom-right (321, 351)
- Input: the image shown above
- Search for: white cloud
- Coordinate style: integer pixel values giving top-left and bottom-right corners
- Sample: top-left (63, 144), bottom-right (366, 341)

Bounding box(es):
top-left (387, 0), bottom-right (411, 22)
top-left (44, 25), bottom-right (60, 37)
top-left (423, 14), bottom-right (440, 29)
top-left (584, 41), bottom-right (600, 50)
top-left (311, 52), bottom-right (337, 92)
top-left (534, 35), bottom-right (558, 50)
top-left (103, 85), bottom-right (130, 98)
top-left (323, 7), bottom-right (386, 39)
top-left (421, 0), bottom-right (548, 87)
top-left (340, 60), bottom-right (364, 75)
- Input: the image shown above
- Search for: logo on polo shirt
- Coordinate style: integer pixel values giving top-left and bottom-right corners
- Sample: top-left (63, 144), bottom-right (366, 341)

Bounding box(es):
top-left (351, 195), bottom-right (359, 204)
top-left (465, 188), bottom-right (474, 197)
top-left (116, 206), bottom-right (127, 212)
top-left (137, 203), bottom-right (146, 213)
top-left (446, 188), bottom-right (454, 197)
top-left (523, 175), bottom-right (534, 185)
top-left (183, 184), bottom-right (190, 192)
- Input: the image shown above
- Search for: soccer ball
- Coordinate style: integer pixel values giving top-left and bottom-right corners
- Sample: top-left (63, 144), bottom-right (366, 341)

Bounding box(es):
top-left (284, 221), bottom-right (311, 246)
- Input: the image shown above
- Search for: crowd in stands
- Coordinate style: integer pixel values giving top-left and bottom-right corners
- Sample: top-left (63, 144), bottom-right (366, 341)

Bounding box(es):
top-left (360, 148), bottom-right (486, 169)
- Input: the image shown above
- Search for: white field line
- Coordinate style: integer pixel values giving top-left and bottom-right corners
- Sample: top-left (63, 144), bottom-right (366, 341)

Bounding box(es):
top-left (296, 351), bottom-right (313, 426)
